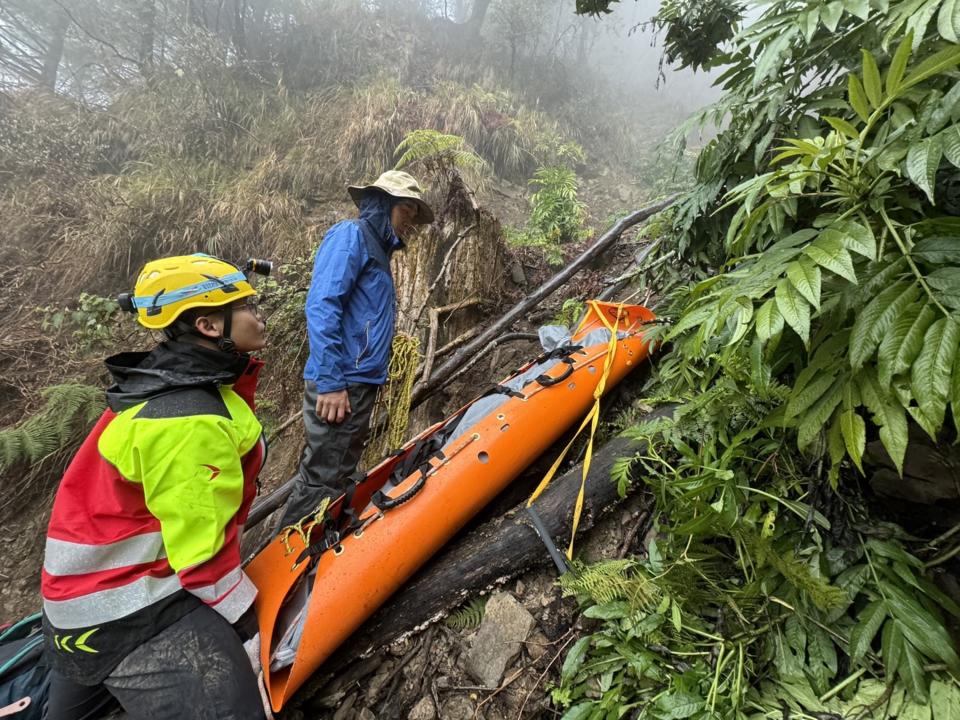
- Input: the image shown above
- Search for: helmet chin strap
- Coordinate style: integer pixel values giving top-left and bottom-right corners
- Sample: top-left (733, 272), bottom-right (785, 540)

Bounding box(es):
top-left (164, 305), bottom-right (237, 353)
top-left (215, 305), bottom-right (237, 353)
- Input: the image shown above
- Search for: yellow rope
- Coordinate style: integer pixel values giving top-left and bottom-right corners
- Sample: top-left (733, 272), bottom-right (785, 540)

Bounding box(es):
top-left (280, 496), bottom-right (332, 556)
top-left (364, 332), bottom-right (421, 465)
top-left (526, 301), bottom-right (623, 560)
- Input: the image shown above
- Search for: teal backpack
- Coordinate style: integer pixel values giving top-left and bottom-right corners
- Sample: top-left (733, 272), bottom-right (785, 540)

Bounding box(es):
top-left (0, 614), bottom-right (47, 719)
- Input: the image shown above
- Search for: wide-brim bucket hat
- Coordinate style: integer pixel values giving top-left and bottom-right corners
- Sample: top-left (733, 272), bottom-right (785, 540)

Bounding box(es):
top-left (348, 170), bottom-right (434, 225)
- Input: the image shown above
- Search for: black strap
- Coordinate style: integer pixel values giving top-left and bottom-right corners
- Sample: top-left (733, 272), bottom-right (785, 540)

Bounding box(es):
top-left (489, 384), bottom-right (526, 399)
top-left (535, 357), bottom-right (576, 387)
top-left (371, 468), bottom-right (429, 511)
top-left (525, 506), bottom-right (570, 575)
top-left (531, 344), bottom-right (585, 365)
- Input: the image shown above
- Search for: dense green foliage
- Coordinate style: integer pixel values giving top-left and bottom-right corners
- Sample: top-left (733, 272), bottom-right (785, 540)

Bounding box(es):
top-left (559, 0), bottom-right (960, 717)
top-left (509, 141), bottom-right (591, 264)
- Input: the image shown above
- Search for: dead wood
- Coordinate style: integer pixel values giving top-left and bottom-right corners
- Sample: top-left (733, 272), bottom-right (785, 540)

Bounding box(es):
top-left (410, 195), bottom-right (678, 408)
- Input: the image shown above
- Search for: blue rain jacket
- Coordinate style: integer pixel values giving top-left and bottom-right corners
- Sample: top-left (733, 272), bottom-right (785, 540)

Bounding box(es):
top-left (304, 193), bottom-right (404, 392)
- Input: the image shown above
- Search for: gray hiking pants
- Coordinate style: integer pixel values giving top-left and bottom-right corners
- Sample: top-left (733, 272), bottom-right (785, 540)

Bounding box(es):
top-left (43, 606), bottom-right (264, 720)
top-left (275, 381), bottom-right (378, 529)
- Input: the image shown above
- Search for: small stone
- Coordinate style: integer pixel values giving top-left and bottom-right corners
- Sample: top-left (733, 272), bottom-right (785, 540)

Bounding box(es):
top-left (332, 691), bottom-right (356, 720)
top-left (464, 592), bottom-right (536, 687)
top-left (509, 260), bottom-right (526, 286)
top-left (525, 631), bottom-right (550, 661)
top-left (357, 711), bottom-right (376, 720)
top-left (514, 579), bottom-right (525, 595)
top-left (407, 696), bottom-right (436, 720)
top-left (440, 696), bottom-right (475, 720)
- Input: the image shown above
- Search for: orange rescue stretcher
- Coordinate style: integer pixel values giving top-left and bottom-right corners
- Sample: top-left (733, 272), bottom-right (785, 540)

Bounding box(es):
top-left (245, 301), bottom-right (656, 712)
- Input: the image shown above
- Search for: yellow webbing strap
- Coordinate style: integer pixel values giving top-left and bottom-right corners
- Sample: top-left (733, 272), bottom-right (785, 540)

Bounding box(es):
top-left (526, 301), bottom-right (623, 560)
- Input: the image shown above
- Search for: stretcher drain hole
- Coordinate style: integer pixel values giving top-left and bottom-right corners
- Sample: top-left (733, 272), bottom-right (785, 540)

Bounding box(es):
top-left (496, 413), bottom-right (505, 420)
top-left (478, 451), bottom-right (489, 463)
top-left (333, 545), bottom-right (344, 555)
top-left (501, 424), bottom-right (510, 432)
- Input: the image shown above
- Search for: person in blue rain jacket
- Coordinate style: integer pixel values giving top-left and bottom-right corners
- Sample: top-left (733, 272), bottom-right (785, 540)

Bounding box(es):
top-left (277, 170), bottom-right (433, 528)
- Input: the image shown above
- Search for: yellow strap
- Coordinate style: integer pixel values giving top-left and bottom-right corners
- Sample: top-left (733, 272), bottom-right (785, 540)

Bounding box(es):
top-left (526, 301), bottom-right (623, 560)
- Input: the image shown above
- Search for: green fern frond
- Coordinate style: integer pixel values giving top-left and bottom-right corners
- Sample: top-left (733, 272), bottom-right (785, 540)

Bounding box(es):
top-left (560, 559), bottom-right (657, 610)
top-left (445, 597), bottom-right (488, 631)
top-left (751, 537), bottom-right (847, 612)
top-left (0, 384), bottom-right (103, 473)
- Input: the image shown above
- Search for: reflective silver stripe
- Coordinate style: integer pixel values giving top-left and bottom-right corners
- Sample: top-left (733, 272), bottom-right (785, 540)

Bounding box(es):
top-left (43, 534), bottom-right (167, 577)
top-left (206, 572), bottom-right (257, 624)
top-left (188, 566), bottom-right (244, 603)
top-left (43, 574), bottom-right (183, 629)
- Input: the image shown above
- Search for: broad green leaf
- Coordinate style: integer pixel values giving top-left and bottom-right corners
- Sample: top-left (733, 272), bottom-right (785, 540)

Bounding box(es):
top-left (728, 297), bottom-right (753, 346)
top-left (560, 703), bottom-right (593, 720)
top-left (788, 372), bottom-right (837, 418)
top-left (797, 380), bottom-right (844, 449)
top-left (907, 0), bottom-right (941, 52)
top-left (881, 620), bottom-right (904, 681)
top-left (654, 692), bottom-right (703, 720)
top-left (938, 0), bottom-right (960, 43)
top-left (942, 125), bottom-right (960, 168)
top-left (912, 236), bottom-right (960, 264)
top-left (886, 31), bottom-right (913, 95)
top-left (928, 267), bottom-right (960, 308)
top-left (824, 115), bottom-right (859, 139)
top-left (754, 30), bottom-right (795, 87)
top-left (860, 370), bottom-right (910, 474)
top-left (850, 282), bottom-right (920, 369)
top-left (902, 44), bottom-right (960, 92)
top-left (849, 599), bottom-right (887, 663)
top-left (822, 0), bottom-right (844, 32)
top-left (561, 636), bottom-right (591, 682)
top-left (776, 279), bottom-right (811, 345)
top-left (844, 0), bottom-right (870, 19)
top-left (899, 641), bottom-right (929, 703)
top-left (848, 73), bottom-right (870, 122)
top-left (831, 220), bottom-right (876, 260)
top-left (756, 298), bottom-right (784, 342)
top-left (880, 302), bottom-right (936, 384)
top-left (583, 601), bottom-right (631, 620)
top-left (911, 316), bottom-right (960, 437)
top-left (771, 228), bottom-right (819, 251)
top-left (804, 235), bottom-right (858, 284)
top-left (840, 409), bottom-right (867, 472)
top-left (862, 49), bottom-right (883, 107)
top-left (803, 7), bottom-right (820, 42)
top-left (885, 578), bottom-right (960, 672)
top-left (906, 136), bottom-right (944, 203)
top-left (927, 267), bottom-right (960, 293)
top-left (786, 257), bottom-right (821, 309)
top-left (931, 679), bottom-right (960, 719)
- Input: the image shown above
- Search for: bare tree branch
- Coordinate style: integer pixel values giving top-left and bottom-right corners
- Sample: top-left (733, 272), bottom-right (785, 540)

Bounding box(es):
top-left (50, 0), bottom-right (142, 69)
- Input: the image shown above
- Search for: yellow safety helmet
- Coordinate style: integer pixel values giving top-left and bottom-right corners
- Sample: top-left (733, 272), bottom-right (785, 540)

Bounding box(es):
top-left (120, 254), bottom-right (256, 330)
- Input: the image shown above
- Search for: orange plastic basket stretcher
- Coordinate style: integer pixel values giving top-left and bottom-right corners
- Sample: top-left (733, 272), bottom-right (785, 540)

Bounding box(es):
top-left (245, 301), bottom-right (656, 711)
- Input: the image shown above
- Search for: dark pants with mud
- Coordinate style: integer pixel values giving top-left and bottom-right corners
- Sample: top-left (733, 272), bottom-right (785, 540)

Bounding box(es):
top-left (43, 606), bottom-right (264, 720)
top-left (276, 381), bottom-right (378, 529)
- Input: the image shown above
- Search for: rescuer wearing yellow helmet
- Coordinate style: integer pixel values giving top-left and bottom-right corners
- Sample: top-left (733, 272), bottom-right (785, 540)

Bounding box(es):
top-left (40, 254), bottom-right (272, 720)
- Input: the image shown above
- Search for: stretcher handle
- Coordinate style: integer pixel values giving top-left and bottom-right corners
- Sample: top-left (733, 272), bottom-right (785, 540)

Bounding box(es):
top-left (535, 357), bottom-right (576, 387)
top-left (372, 473), bottom-right (427, 510)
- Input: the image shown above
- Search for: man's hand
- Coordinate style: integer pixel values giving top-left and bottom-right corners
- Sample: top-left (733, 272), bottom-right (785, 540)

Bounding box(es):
top-left (316, 389), bottom-right (351, 424)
